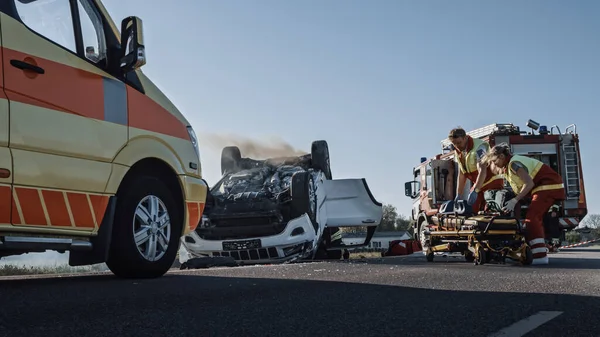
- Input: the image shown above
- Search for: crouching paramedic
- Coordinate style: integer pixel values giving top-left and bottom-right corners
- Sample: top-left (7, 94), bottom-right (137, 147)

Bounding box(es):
top-left (448, 127), bottom-right (505, 213)
top-left (483, 143), bottom-right (566, 265)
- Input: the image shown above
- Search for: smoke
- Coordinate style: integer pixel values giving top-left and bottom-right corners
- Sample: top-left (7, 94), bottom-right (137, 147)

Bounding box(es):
top-left (199, 133), bottom-right (308, 159)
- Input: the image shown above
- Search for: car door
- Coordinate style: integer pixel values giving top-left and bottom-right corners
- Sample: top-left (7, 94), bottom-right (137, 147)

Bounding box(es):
top-left (318, 178), bottom-right (383, 228)
top-left (2, 0), bottom-right (128, 232)
top-left (0, 28), bottom-right (13, 228)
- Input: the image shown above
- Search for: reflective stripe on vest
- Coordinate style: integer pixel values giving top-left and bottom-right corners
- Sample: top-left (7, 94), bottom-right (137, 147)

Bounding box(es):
top-left (455, 138), bottom-right (488, 174)
top-left (531, 183), bottom-right (564, 195)
top-left (481, 174), bottom-right (505, 188)
top-left (506, 155), bottom-right (543, 193)
top-left (455, 138), bottom-right (501, 187)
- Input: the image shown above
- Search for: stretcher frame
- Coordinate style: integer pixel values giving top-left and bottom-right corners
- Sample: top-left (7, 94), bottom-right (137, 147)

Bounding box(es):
top-left (423, 212), bottom-right (534, 266)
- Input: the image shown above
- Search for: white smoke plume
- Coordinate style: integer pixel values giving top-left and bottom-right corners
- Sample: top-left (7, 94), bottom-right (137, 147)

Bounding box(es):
top-left (199, 133), bottom-right (308, 159)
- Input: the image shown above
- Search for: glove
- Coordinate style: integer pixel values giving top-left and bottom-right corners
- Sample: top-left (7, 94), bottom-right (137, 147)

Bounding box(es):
top-left (467, 190), bottom-right (478, 206)
top-left (502, 198), bottom-right (518, 213)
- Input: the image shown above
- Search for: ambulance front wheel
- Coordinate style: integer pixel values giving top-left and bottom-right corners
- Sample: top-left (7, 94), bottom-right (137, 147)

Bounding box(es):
top-left (106, 175), bottom-right (183, 279)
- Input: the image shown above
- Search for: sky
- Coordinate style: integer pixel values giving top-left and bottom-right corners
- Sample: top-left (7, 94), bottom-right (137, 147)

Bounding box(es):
top-left (100, 0), bottom-right (600, 217)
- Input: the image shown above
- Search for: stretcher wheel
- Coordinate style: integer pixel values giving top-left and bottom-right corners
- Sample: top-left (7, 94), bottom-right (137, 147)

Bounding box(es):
top-left (464, 251), bottom-right (475, 263)
top-left (521, 246), bottom-right (533, 265)
top-left (475, 246), bottom-right (486, 265)
top-left (426, 251), bottom-right (434, 262)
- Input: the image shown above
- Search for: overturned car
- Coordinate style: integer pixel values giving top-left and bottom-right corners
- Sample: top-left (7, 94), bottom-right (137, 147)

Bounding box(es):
top-left (179, 140), bottom-right (383, 264)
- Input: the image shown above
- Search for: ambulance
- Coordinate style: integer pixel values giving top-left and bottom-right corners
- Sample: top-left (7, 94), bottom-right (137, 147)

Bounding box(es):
top-left (404, 121), bottom-right (587, 248)
top-left (0, 0), bottom-right (207, 278)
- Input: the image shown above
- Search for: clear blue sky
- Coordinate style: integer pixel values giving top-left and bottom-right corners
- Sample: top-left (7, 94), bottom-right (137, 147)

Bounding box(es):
top-left (103, 0), bottom-right (599, 216)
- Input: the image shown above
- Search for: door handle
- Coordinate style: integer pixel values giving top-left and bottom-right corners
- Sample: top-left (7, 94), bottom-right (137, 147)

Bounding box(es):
top-left (10, 59), bottom-right (45, 74)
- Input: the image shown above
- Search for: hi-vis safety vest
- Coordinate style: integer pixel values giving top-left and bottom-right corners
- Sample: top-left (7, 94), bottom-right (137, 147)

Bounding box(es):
top-left (455, 138), bottom-right (503, 188)
top-left (505, 155), bottom-right (564, 194)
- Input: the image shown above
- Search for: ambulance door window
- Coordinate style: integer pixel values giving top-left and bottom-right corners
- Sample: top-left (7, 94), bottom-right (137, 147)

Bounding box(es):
top-left (77, 0), bottom-right (107, 66)
top-left (14, 0), bottom-right (77, 53)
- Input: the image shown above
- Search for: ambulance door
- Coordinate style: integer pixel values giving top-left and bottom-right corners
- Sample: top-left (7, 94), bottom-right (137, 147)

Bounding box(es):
top-left (0, 18), bottom-right (13, 228)
top-left (2, 0), bottom-right (128, 231)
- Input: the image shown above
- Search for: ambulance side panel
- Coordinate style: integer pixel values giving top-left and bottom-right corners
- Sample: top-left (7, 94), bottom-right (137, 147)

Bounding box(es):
top-left (0, 3), bottom-right (127, 235)
top-left (0, 15), bottom-right (13, 228)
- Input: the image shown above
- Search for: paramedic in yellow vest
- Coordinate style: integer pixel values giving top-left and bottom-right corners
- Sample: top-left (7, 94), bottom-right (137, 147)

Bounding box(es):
top-left (448, 128), bottom-right (505, 213)
top-left (483, 143), bottom-right (566, 265)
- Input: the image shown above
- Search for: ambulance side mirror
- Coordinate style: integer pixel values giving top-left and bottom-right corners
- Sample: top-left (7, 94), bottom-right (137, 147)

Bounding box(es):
top-left (405, 181), bottom-right (420, 199)
top-left (119, 16), bottom-right (146, 73)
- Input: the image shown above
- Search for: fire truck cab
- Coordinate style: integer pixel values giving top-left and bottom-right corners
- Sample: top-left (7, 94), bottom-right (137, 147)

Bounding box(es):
top-left (404, 120), bottom-right (587, 246)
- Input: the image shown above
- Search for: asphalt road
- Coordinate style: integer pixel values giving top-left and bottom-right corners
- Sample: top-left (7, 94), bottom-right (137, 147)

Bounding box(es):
top-left (0, 246), bottom-right (599, 337)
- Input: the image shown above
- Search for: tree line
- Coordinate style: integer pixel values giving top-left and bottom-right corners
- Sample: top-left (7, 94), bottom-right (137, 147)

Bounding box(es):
top-left (341, 203), bottom-right (415, 235)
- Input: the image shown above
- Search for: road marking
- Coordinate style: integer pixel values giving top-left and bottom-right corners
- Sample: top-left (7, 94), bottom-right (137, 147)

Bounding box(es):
top-left (488, 311), bottom-right (563, 337)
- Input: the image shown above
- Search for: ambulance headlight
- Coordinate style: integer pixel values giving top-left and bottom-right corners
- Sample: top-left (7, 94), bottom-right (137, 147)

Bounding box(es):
top-left (187, 126), bottom-right (200, 159)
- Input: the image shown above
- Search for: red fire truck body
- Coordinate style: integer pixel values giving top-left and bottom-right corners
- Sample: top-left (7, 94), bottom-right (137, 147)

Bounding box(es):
top-left (404, 121), bottom-right (587, 244)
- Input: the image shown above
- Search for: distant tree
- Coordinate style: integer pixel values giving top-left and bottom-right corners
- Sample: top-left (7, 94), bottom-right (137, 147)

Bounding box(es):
top-left (582, 214), bottom-right (600, 228)
top-left (377, 204), bottom-right (413, 232)
top-left (565, 230), bottom-right (581, 244)
top-left (339, 203), bottom-right (414, 234)
top-left (581, 214), bottom-right (600, 239)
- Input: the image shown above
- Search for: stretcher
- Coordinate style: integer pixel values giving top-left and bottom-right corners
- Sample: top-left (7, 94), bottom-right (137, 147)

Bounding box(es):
top-left (422, 200), bottom-right (533, 265)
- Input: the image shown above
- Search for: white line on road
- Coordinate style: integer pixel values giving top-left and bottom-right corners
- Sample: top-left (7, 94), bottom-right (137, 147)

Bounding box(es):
top-left (488, 311), bottom-right (563, 337)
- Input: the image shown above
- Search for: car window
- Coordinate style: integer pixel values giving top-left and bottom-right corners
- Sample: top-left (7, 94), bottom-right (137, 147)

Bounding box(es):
top-left (15, 0), bottom-right (77, 53)
top-left (77, 0), bottom-right (107, 64)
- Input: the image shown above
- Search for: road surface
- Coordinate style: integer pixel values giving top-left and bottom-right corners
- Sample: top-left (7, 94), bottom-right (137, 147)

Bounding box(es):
top-left (0, 246), bottom-right (599, 337)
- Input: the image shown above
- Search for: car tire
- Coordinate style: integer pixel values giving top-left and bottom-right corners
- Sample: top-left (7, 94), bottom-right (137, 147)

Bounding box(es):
top-left (221, 146), bottom-right (242, 175)
top-left (290, 171), bottom-right (317, 226)
top-left (106, 175), bottom-right (183, 279)
top-left (311, 140), bottom-right (332, 180)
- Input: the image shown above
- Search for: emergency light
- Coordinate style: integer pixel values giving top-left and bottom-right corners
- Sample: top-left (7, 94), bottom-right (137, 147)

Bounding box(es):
top-left (420, 157), bottom-right (427, 163)
top-left (539, 125), bottom-right (549, 134)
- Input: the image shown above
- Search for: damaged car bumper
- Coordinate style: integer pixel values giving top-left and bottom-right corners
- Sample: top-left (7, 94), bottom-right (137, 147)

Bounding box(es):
top-left (180, 213), bottom-right (318, 264)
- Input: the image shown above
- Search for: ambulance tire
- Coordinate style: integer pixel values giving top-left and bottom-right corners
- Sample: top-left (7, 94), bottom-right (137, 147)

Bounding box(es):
top-left (106, 175), bottom-right (182, 279)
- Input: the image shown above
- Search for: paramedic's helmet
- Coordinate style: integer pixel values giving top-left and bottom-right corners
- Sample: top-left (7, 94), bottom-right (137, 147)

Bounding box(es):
top-left (439, 200), bottom-right (455, 214)
top-left (548, 205), bottom-right (560, 212)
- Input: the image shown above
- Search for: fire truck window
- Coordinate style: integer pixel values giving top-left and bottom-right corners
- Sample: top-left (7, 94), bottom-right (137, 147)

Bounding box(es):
top-left (15, 0), bottom-right (77, 53)
top-left (425, 168), bottom-right (433, 196)
top-left (78, 0), bottom-right (107, 64)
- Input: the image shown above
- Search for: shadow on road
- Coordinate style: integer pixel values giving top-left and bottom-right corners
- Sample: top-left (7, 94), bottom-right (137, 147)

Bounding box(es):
top-left (346, 249), bottom-right (600, 270)
top-left (0, 273), bottom-right (598, 337)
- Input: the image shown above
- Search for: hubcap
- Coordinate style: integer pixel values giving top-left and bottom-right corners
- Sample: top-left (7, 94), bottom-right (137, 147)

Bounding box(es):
top-left (133, 195), bottom-right (171, 262)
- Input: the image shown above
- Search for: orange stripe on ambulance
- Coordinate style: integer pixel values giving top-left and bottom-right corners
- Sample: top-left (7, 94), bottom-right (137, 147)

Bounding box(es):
top-left (0, 1), bottom-right (208, 279)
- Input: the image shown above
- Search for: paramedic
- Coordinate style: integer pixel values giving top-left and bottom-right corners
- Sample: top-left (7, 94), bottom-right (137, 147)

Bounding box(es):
top-left (482, 143), bottom-right (566, 265)
top-left (447, 127), bottom-right (505, 213)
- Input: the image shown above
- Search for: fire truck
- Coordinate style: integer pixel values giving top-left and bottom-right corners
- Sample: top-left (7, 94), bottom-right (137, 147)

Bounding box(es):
top-left (404, 120), bottom-right (587, 247)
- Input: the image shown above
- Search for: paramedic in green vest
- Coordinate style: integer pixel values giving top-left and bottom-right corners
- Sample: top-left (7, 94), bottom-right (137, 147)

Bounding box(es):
top-left (483, 143), bottom-right (566, 265)
top-left (447, 127), bottom-right (505, 213)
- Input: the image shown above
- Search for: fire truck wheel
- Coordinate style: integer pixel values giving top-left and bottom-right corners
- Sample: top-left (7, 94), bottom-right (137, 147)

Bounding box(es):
top-left (418, 219), bottom-right (429, 249)
top-left (106, 175), bottom-right (182, 279)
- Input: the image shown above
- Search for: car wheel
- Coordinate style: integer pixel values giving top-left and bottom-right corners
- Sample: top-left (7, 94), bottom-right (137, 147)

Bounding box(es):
top-left (221, 146), bottom-right (241, 175)
top-left (106, 175), bottom-right (182, 279)
top-left (311, 140), bottom-right (332, 180)
top-left (290, 171), bottom-right (317, 227)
